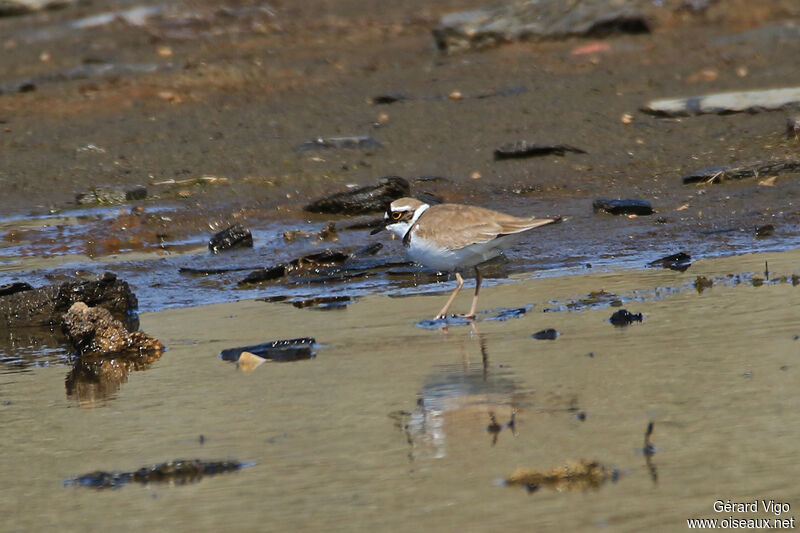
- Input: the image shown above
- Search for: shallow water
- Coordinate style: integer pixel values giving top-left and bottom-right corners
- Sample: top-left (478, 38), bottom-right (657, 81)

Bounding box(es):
top-left (2, 200), bottom-right (798, 318)
top-left (1, 249), bottom-right (798, 531)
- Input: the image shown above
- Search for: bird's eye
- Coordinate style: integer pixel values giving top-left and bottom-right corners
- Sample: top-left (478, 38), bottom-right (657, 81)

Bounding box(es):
top-left (391, 211), bottom-right (402, 220)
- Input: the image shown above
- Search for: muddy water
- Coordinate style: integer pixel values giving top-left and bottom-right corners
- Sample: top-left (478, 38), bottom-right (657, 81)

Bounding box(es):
top-left (1, 250), bottom-right (798, 531)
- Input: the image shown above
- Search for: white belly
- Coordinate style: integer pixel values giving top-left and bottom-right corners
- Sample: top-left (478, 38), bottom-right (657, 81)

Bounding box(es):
top-left (407, 236), bottom-right (513, 272)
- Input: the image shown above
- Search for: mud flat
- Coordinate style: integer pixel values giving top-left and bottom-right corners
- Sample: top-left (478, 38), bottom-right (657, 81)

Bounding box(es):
top-left (1, 248), bottom-right (798, 531)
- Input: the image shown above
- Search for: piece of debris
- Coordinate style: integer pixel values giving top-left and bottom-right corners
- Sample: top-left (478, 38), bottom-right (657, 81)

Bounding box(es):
top-left (0, 272), bottom-right (138, 330)
top-left (609, 309), bottom-right (642, 326)
top-left (681, 160), bottom-right (800, 184)
top-left (208, 223), bottom-right (253, 253)
top-left (642, 87), bottom-right (800, 117)
top-left (504, 459), bottom-right (619, 493)
top-left (219, 338), bottom-right (316, 364)
top-left (65, 459), bottom-right (251, 489)
top-left (494, 141), bottom-right (586, 160)
top-left (75, 185), bottom-right (147, 206)
top-left (532, 328), bottom-right (560, 340)
top-left (593, 198), bottom-right (654, 216)
top-left (433, 0), bottom-right (650, 53)
top-left (295, 135), bottom-right (382, 152)
top-left (62, 302), bottom-right (163, 357)
top-left (647, 252), bottom-right (691, 272)
top-left (304, 176), bottom-right (410, 215)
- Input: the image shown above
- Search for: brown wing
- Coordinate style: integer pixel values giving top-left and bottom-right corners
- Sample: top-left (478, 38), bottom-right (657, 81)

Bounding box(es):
top-left (413, 203), bottom-right (559, 251)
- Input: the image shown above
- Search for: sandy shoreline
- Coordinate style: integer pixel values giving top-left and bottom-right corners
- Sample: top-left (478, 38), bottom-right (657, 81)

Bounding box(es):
top-left (1, 246), bottom-right (797, 531)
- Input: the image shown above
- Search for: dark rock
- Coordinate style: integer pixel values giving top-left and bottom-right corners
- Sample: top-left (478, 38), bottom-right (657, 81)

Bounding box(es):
top-left (238, 264), bottom-right (287, 285)
top-left (532, 328), bottom-right (560, 340)
top-left (0, 272), bottom-right (138, 330)
top-left (62, 302), bottom-right (163, 357)
top-left (593, 198), bottom-right (654, 216)
top-left (219, 337), bottom-right (316, 363)
top-left (208, 223), bottom-right (253, 253)
top-left (494, 141), bottom-right (586, 159)
top-left (238, 247), bottom-right (364, 286)
top-left (487, 305), bottom-right (533, 321)
top-left (648, 252), bottom-right (691, 272)
top-left (0, 0), bottom-right (76, 17)
top-left (414, 192), bottom-right (445, 205)
top-left (286, 268), bottom-right (369, 285)
top-left (297, 249), bottom-right (350, 265)
top-left (434, 0), bottom-right (650, 53)
top-left (65, 459), bottom-right (250, 489)
top-left (372, 92), bottom-right (411, 104)
top-left (755, 224), bottom-right (775, 238)
top-left (0, 282), bottom-right (33, 297)
top-left (349, 242), bottom-right (383, 258)
top-left (296, 135), bottom-right (382, 152)
top-left (609, 309), bottom-right (643, 326)
top-left (682, 160), bottom-right (800, 184)
top-left (304, 176), bottom-right (410, 215)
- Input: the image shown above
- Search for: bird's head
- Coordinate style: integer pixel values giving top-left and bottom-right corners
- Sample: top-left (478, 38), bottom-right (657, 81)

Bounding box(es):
top-left (370, 197), bottom-right (430, 238)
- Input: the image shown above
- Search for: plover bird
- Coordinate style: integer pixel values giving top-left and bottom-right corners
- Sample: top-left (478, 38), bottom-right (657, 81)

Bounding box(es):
top-left (371, 197), bottom-right (561, 319)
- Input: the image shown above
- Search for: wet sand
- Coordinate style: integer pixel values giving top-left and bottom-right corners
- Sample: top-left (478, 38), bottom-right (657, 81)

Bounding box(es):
top-left (1, 0), bottom-right (800, 287)
top-left (1, 249), bottom-right (798, 531)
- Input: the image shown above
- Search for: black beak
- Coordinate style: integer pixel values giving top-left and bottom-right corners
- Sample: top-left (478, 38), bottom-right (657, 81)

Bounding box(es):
top-left (370, 224), bottom-right (385, 235)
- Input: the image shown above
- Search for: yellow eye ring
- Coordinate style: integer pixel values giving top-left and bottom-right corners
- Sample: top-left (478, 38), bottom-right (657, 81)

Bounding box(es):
top-left (391, 212), bottom-right (402, 220)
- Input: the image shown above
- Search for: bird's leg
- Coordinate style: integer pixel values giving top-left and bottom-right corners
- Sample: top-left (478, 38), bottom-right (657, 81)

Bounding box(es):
top-left (435, 272), bottom-right (464, 320)
top-left (456, 266), bottom-right (482, 319)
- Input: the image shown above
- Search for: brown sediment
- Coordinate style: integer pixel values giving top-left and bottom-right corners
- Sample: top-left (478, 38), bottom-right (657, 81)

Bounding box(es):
top-left (505, 459), bottom-right (619, 493)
